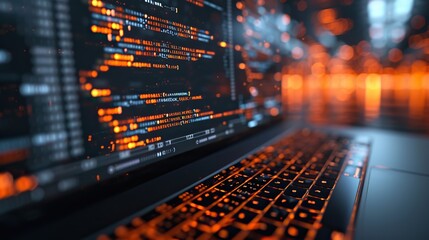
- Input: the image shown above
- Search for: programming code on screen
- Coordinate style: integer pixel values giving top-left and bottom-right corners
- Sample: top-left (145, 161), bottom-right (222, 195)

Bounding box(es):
top-left (0, 0), bottom-right (282, 213)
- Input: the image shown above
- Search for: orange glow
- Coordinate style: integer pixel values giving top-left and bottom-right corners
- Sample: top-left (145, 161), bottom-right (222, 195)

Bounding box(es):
top-left (15, 176), bottom-right (37, 193)
top-left (318, 9), bottom-right (336, 24)
top-left (269, 107), bottom-right (280, 116)
top-left (84, 83), bottom-right (93, 91)
top-left (287, 226), bottom-right (299, 237)
top-left (0, 173), bottom-right (14, 199)
top-left (91, 89), bottom-right (111, 97)
top-left (363, 74), bottom-right (381, 119)
top-left (91, 25), bottom-right (98, 32)
top-left (0, 173), bottom-right (37, 200)
top-left (113, 126), bottom-right (121, 133)
top-left (339, 45), bottom-right (354, 60)
top-left (219, 41), bottom-right (227, 48)
top-left (99, 65), bottom-right (109, 72)
top-left (98, 109), bottom-right (105, 116)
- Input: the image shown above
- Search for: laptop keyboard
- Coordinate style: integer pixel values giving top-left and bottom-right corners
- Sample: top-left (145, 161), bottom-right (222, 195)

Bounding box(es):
top-left (97, 129), bottom-right (370, 240)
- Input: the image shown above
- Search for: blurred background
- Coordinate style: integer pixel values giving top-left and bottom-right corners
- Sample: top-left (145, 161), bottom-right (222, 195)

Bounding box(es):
top-left (275, 0), bottom-right (429, 134)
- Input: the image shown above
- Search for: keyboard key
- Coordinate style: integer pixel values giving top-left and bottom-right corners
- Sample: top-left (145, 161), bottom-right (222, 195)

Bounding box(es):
top-left (292, 178), bottom-right (313, 189)
top-left (215, 226), bottom-right (241, 239)
top-left (240, 167), bottom-right (257, 177)
top-left (113, 225), bottom-right (131, 238)
top-left (240, 182), bottom-right (260, 193)
top-left (247, 179), bottom-right (265, 189)
top-left (316, 177), bottom-right (336, 188)
top-left (294, 208), bottom-right (318, 224)
top-left (246, 196), bottom-right (271, 211)
top-left (192, 189), bottom-right (224, 207)
top-left (285, 224), bottom-right (308, 239)
top-left (222, 195), bottom-right (244, 207)
top-left (231, 189), bottom-right (252, 200)
top-left (279, 171), bottom-right (297, 180)
top-left (261, 168), bottom-right (276, 177)
top-left (309, 185), bottom-right (331, 199)
top-left (308, 163), bottom-right (324, 171)
top-left (216, 175), bottom-right (246, 191)
top-left (268, 178), bottom-right (290, 189)
top-left (250, 220), bottom-right (277, 236)
top-left (301, 196), bottom-right (325, 211)
top-left (173, 226), bottom-right (203, 239)
top-left (332, 156), bottom-right (346, 165)
top-left (197, 210), bottom-right (222, 226)
top-left (257, 186), bottom-right (282, 200)
top-left (321, 170), bottom-right (339, 179)
top-left (301, 170), bottom-right (319, 179)
top-left (274, 194), bottom-right (299, 210)
top-left (287, 164), bottom-right (303, 173)
top-left (267, 161), bottom-right (286, 172)
top-left (254, 174), bottom-right (271, 184)
top-left (234, 209), bottom-right (258, 224)
top-left (157, 211), bottom-right (189, 232)
top-left (210, 202), bottom-right (234, 217)
top-left (284, 185), bottom-right (307, 198)
top-left (294, 158), bottom-right (309, 166)
top-left (264, 206), bottom-right (289, 222)
top-left (326, 163), bottom-right (342, 172)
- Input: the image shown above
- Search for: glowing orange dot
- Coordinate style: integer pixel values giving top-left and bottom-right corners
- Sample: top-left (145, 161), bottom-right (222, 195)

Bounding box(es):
top-left (288, 226), bottom-right (299, 237)
top-left (84, 83), bottom-right (92, 91)
top-left (91, 25), bottom-right (98, 33)
top-left (236, 2), bottom-right (243, 10)
top-left (113, 126), bottom-right (121, 133)
top-left (269, 108), bottom-right (280, 116)
top-left (98, 109), bottom-right (105, 116)
top-left (91, 89), bottom-right (99, 97)
top-left (219, 41), bottom-right (227, 48)
top-left (15, 176), bottom-right (37, 193)
top-left (127, 142), bottom-right (136, 149)
top-left (238, 63), bottom-right (246, 70)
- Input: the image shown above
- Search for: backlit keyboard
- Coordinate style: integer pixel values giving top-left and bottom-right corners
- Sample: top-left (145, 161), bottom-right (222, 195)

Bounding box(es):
top-left (97, 129), bottom-right (370, 240)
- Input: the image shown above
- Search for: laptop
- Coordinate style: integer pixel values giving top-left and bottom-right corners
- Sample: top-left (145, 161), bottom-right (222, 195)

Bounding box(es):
top-left (1, 0), bottom-right (428, 239)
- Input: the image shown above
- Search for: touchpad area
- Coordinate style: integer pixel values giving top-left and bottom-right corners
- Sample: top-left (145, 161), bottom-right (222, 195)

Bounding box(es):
top-left (356, 168), bottom-right (429, 240)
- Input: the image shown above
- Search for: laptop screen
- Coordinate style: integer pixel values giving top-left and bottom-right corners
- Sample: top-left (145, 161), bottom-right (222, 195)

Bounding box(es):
top-left (0, 0), bottom-right (282, 214)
